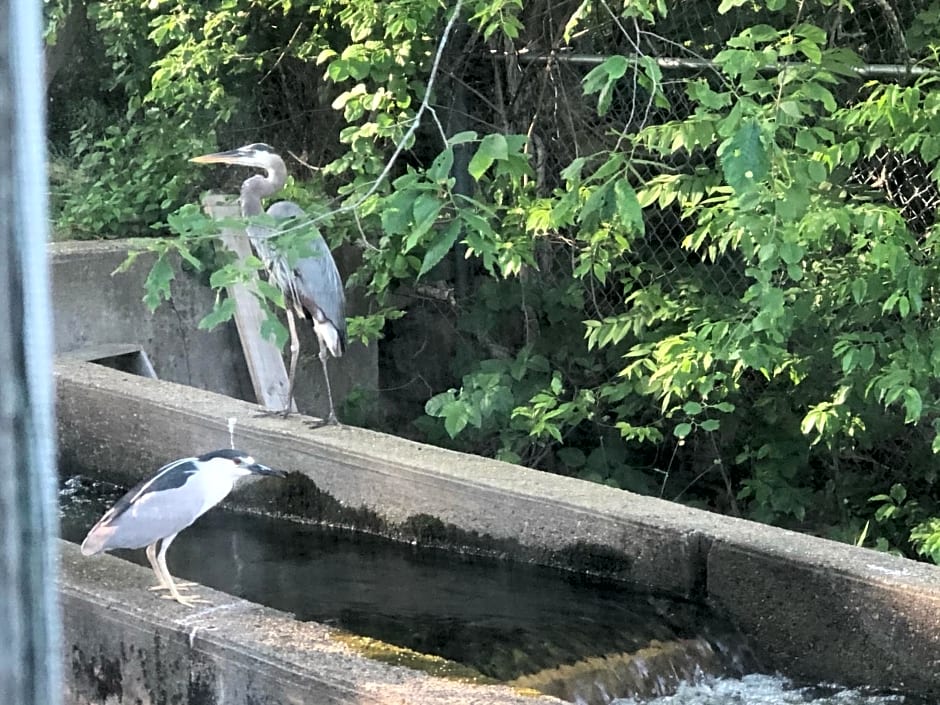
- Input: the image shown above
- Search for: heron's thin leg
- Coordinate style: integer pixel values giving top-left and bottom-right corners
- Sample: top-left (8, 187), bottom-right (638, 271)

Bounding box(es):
top-left (318, 342), bottom-right (339, 425)
top-left (283, 306), bottom-right (301, 417)
top-left (155, 534), bottom-right (209, 607)
top-left (146, 541), bottom-right (196, 592)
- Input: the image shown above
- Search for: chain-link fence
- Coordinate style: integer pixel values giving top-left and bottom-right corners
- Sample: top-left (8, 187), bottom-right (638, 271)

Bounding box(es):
top-left (443, 0), bottom-right (940, 314)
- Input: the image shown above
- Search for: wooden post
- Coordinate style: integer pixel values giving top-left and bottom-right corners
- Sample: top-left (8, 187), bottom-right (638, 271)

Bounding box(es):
top-left (201, 195), bottom-right (296, 412)
top-left (0, 1), bottom-right (61, 704)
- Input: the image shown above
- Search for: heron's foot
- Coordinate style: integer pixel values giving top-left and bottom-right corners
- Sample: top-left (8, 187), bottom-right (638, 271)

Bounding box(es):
top-left (149, 581), bottom-right (198, 592)
top-left (306, 414), bottom-right (341, 430)
top-left (253, 407), bottom-right (293, 420)
top-left (160, 591), bottom-right (211, 608)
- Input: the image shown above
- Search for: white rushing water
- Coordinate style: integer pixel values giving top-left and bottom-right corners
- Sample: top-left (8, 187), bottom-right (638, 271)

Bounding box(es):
top-left (612, 674), bottom-right (912, 705)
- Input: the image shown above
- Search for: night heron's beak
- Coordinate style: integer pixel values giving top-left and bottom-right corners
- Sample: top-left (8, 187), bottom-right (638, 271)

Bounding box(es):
top-left (249, 462), bottom-right (287, 478)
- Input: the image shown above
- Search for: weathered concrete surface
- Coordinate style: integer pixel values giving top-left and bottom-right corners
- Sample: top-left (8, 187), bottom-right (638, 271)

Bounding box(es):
top-left (56, 358), bottom-right (709, 595)
top-left (708, 533), bottom-right (940, 696)
top-left (55, 358), bottom-right (940, 697)
top-left (50, 239), bottom-right (377, 420)
top-left (51, 240), bottom-right (254, 400)
top-left (61, 541), bottom-right (554, 705)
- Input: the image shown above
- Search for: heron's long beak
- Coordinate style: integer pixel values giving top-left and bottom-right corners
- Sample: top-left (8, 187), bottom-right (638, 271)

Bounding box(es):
top-left (249, 462), bottom-right (288, 478)
top-left (190, 149), bottom-right (254, 166)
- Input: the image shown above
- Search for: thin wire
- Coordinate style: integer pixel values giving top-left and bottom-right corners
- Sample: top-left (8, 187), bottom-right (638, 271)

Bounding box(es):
top-left (272, 0), bottom-right (466, 238)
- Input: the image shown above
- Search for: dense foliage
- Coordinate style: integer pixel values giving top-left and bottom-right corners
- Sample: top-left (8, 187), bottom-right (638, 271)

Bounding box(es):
top-left (47, 0), bottom-right (940, 563)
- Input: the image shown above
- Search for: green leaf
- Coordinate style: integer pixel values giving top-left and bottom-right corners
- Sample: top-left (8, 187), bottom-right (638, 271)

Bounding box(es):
top-left (428, 148), bottom-right (455, 181)
top-left (197, 296), bottom-right (236, 330)
top-left (582, 55), bottom-right (629, 115)
top-left (889, 483), bottom-right (908, 503)
top-left (444, 403), bottom-right (470, 437)
top-left (142, 254), bottom-right (175, 312)
top-left (381, 190), bottom-right (416, 236)
top-left (779, 241), bottom-right (804, 265)
top-left (176, 245), bottom-right (203, 271)
top-left (404, 193), bottom-right (443, 251)
top-left (903, 387), bottom-right (923, 423)
top-left (112, 250), bottom-right (142, 276)
top-left (209, 266), bottom-right (241, 288)
top-left (613, 180), bottom-right (644, 232)
top-left (468, 133), bottom-right (509, 180)
top-left (256, 279), bottom-right (286, 308)
top-left (425, 390), bottom-right (455, 417)
top-left (720, 120), bottom-right (769, 192)
top-left (448, 131), bottom-right (478, 146)
top-left (700, 419), bottom-right (720, 432)
top-left (851, 278), bottom-right (867, 304)
top-left (674, 422), bottom-right (693, 438)
top-left (717, 0), bottom-right (749, 15)
top-left (260, 313), bottom-right (289, 350)
top-left (418, 219), bottom-right (462, 279)
top-left (560, 157), bottom-right (587, 183)
top-left (683, 401), bottom-right (703, 415)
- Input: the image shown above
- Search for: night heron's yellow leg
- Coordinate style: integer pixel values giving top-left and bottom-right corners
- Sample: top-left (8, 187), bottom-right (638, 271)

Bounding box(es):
top-left (155, 536), bottom-right (209, 607)
top-left (145, 541), bottom-right (197, 592)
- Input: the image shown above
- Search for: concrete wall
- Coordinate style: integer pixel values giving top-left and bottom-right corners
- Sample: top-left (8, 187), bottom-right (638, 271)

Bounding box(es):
top-left (50, 239), bottom-right (377, 420)
top-left (51, 240), bottom-right (255, 400)
top-left (61, 542), bottom-right (550, 705)
top-left (55, 359), bottom-right (940, 699)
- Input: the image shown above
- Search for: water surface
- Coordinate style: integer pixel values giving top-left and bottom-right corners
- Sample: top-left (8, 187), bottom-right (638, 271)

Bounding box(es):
top-left (60, 475), bottom-right (924, 705)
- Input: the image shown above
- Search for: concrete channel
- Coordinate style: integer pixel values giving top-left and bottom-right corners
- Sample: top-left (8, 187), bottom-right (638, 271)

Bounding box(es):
top-left (51, 239), bottom-right (940, 702)
top-left (56, 358), bottom-right (940, 702)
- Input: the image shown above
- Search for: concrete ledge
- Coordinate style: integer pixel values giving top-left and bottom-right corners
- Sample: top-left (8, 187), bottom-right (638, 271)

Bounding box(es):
top-left (50, 239), bottom-right (377, 421)
top-left (55, 358), bottom-right (940, 697)
top-left (61, 542), bottom-right (551, 705)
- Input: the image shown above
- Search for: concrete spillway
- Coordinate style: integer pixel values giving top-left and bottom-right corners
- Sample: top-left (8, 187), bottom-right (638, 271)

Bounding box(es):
top-left (55, 357), bottom-right (940, 702)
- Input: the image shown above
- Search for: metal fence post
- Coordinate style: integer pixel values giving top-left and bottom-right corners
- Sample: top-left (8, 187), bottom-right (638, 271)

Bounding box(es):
top-left (0, 1), bottom-right (61, 704)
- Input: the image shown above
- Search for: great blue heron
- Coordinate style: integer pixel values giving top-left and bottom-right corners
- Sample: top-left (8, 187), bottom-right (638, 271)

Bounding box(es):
top-left (81, 449), bottom-right (286, 607)
top-left (191, 143), bottom-right (346, 423)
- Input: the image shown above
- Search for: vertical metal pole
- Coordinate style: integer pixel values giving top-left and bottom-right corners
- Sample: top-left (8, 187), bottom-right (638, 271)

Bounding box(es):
top-left (447, 23), bottom-right (472, 300)
top-left (0, 0), bottom-right (61, 704)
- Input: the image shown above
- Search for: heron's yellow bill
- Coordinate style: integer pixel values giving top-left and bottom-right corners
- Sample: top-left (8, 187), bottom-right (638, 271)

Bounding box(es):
top-left (190, 151), bottom-right (238, 164)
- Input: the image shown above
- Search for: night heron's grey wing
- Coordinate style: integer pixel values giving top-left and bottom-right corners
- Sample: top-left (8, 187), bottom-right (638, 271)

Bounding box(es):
top-left (80, 457), bottom-right (206, 554)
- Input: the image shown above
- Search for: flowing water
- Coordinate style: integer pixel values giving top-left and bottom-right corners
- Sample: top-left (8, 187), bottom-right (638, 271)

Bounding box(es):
top-left (59, 475), bottom-right (926, 705)
top-left (612, 674), bottom-right (916, 704)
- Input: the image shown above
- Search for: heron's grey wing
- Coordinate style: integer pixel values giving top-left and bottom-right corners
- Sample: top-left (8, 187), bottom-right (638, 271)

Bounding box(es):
top-left (293, 242), bottom-right (346, 328)
top-left (267, 201), bottom-right (347, 344)
top-left (266, 200), bottom-right (305, 220)
top-left (80, 457), bottom-right (200, 554)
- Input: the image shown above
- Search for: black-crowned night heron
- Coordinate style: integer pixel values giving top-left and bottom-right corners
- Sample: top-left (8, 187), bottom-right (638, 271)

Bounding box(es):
top-left (81, 448), bottom-right (286, 607)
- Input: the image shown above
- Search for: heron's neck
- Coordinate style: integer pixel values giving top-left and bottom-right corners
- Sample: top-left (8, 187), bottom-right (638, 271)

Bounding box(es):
top-left (239, 162), bottom-right (287, 217)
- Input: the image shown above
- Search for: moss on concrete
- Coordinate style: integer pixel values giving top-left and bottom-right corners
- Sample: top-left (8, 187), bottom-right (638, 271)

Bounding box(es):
top-left (331, 630), bottom-right (494, 683)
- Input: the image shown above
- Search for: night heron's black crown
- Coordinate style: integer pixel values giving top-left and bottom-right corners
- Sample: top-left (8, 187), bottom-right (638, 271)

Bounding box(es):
top-left (198, 448), bottom-right (250, 462)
